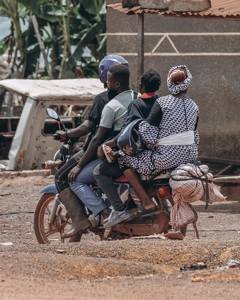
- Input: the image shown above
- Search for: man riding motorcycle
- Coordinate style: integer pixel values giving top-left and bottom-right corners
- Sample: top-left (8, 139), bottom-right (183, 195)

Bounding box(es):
top-left (70, 69), bottom-right (162, 228)
top-left (54, 55), bottom-right (132, 238)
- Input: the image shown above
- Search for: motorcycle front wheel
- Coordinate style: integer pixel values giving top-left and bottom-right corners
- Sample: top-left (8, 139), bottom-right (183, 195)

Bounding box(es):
top-left (34, 193), bottom-right (82, 244)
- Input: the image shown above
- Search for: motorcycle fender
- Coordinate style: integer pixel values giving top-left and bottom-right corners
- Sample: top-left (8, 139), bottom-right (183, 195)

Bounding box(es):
top-left (40, 184), bottom-right (58, 194)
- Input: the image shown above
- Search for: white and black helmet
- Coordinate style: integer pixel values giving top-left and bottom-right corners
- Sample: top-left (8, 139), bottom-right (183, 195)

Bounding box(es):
top-left (99, 55), bottom-right (128, 84)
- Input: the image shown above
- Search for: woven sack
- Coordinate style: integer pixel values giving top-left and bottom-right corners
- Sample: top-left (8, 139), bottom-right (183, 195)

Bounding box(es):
top-left (170, 197), bottom-right (198, 230)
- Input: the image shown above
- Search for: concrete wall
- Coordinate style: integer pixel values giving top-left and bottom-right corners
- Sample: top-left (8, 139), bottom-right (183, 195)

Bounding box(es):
top-left (106, 0), bottom-right (240, 160)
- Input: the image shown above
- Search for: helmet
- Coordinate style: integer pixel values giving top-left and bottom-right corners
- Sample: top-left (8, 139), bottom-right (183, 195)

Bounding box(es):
top-left (117, 119), bottom-right (143, 156)
top-left (99, 55), bottom-right (129, 83)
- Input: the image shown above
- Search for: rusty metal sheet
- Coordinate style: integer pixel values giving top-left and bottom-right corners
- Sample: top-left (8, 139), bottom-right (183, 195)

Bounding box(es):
top-left (107, 1), bottom-right (240, 18)
top-left (0, 78), bottom-right (104, 103)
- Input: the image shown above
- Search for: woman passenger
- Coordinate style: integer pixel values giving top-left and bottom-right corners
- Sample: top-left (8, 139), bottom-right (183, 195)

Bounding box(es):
top-left (107, 65), bottom-right (199, 223)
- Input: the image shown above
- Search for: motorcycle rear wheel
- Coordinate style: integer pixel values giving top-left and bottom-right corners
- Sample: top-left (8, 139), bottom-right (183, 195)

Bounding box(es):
top-left (34, 193), bottom-right (82, 244)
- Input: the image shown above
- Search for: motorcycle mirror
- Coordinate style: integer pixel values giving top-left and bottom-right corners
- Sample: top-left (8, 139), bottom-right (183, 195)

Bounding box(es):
top-left (46, 108), bottom-right (60, 121)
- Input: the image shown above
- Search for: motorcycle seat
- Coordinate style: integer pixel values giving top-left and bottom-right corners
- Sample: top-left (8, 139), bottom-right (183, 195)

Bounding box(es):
top-left (115, 175), bottom-right (129, 183)
top-left (140, 171), bottom-right (171, 181)
top-left (114, 170), bottom-right (172, 183)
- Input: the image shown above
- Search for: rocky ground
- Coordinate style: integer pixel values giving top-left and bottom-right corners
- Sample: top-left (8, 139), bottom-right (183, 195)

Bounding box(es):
top-left (0, 174), bottom-right (240, 300)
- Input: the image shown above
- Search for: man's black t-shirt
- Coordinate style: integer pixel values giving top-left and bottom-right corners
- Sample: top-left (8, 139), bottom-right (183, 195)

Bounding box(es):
top-left (83, 89), bottom-right (117, 150)
top-left (88, 90), bottom-right (118, 125)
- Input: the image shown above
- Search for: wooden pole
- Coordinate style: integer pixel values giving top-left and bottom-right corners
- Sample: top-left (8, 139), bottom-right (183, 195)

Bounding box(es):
top-left (137, 13), bottom-right (144, 86)
top-left (31, 15), bottom-right (54, 79)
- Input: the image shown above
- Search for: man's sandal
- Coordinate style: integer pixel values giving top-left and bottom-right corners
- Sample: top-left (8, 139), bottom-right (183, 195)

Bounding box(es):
top-left (135, 203), bottom-right (157, 217)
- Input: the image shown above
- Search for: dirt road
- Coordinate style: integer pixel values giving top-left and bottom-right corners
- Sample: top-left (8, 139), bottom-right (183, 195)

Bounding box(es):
top-left (0, 175), bottom-right (240, 300)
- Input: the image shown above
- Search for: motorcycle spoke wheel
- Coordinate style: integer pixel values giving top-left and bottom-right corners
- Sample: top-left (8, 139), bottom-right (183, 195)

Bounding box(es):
top-left (34, 193), bottom-right (81, 244)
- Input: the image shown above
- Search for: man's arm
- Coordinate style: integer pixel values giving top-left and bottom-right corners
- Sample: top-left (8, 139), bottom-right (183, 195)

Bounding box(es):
top-left (68, 103), bottom-right (116, 183)
top-left (56, 119), bottom-right (95, 140)
top-left (68, 126), bottom-right (111, 184)
top-left (56, 92), bottom-right (107, 140)
top-left (67, 119), bottom-right (95, 138)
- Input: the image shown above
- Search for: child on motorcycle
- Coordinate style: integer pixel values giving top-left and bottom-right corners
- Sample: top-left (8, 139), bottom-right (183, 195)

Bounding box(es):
top-left (69, 65), bottom-right (139, 227)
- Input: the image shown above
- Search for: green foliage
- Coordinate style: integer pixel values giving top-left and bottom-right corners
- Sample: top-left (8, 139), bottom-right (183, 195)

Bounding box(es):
top-left (0, 0), bottom-right (106, 79)
top-left (22, 18), bottom-right (40, 78)
top-left (0, 36), bottom-right (9, 56)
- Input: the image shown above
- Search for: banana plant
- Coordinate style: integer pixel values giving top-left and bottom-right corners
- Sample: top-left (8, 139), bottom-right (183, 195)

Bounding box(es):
top-left (0, 0), bottom-right (26, 75)
top-left (0, 0), bottom-right (106, 79)
top-left (65, 0), bottom-right (106, 77)
top-left (20, 0), bottom-right (107, 79)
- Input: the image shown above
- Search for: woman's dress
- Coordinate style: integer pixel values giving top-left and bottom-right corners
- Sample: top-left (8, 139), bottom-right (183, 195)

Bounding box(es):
top-left (118, 94), bottom-right (199, 175)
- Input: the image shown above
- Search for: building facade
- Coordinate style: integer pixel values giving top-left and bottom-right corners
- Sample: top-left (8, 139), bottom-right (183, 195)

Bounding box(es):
top-left (106, 0), bottom-right (240, 160)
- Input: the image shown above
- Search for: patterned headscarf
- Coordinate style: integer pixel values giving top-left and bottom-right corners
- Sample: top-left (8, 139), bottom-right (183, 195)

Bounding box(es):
top-left (167, 65), bottom-right (192, 95)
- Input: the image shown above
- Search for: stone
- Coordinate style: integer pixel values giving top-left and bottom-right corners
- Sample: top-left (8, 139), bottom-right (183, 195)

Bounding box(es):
top-left (138, 0), bottom-right (169, 9)
top-left (168, 0), bottom-right (211, 12)
top-left (122, 0), bottom-right (139, 8)
top-left (0, 169), bottom-right (51, 179)
top-left (122, 0), bottom-right (211, 11)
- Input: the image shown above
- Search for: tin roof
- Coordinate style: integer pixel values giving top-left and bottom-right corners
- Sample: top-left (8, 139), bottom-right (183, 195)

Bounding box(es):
top-left (107, 1), bottom-right (240, 19)
top-left (0, 78), bottom-right (104, 105)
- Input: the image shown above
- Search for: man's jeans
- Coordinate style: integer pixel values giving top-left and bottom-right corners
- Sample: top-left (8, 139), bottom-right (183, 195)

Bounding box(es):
top-left (94, 161), bottom-right (125, 211)
top-left (55, 150), bottom-right (84, 192)
top-left (70, 159), bottom-right (108, 216)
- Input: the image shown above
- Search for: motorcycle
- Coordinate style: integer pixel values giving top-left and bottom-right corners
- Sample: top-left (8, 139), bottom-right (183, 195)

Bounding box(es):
top-left (34, 108), bottom-right (174, 244)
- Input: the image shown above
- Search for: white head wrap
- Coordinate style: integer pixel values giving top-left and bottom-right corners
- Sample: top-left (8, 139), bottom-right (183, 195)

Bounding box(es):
top-left (167, 65), bottom-right (192, 95)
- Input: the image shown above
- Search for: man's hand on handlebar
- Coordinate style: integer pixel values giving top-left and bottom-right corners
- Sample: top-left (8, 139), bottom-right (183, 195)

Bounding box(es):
top-left (55, 130), bottom-right (68, 142)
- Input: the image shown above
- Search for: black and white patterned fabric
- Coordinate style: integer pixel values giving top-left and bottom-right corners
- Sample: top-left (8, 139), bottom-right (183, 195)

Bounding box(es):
top-left (167, 65), bottom-right (192, 95)
top-left (118, 94), bottom-right (199, 175)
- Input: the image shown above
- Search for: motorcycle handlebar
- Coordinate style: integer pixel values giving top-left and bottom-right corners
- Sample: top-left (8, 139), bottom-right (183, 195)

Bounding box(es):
top-left (53, 133), bottom-right (61, 140)
top-left (53, 132), bottom-right (74, 145)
